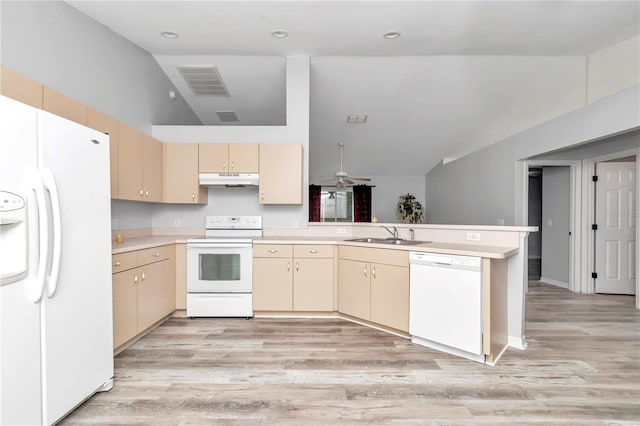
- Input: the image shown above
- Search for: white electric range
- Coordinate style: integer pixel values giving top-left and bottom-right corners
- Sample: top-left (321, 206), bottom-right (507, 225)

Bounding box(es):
top-left (186, 215), bottom-right (262, 317)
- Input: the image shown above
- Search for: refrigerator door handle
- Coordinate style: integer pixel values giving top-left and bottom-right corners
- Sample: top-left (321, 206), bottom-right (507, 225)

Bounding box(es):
top-left (41, 168), bottom-right (62, 298)
top-left (25, 166), bottom-right (48, 303)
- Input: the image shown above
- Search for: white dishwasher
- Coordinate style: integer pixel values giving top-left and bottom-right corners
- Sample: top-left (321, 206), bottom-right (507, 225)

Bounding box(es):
top-left (409, 251), bottom-right (484, 363)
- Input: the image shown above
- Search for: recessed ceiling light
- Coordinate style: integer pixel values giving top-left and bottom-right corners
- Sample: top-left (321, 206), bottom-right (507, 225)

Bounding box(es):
top-left (271, 30), bottom-right (288, 39)
top-left (160, 31), bottom-right (179, 39)
top-left (383, 31), bottom-right (401, 39)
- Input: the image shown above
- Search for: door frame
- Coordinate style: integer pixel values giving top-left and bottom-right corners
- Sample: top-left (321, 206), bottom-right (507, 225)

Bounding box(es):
top-left (520, 160), bottom-right (582, 293)
top-left (583, 148), bottom-right (640, 307)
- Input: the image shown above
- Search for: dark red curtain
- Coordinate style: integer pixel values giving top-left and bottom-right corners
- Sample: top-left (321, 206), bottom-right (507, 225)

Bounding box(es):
top-left (309, 184), bottom-right (321, 222)
top-left (353, 185), bottom-right (372, 222)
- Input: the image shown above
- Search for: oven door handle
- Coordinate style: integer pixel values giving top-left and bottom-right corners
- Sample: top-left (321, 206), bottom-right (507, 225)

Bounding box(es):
top-left (187, 243), bottom-right (252, 249)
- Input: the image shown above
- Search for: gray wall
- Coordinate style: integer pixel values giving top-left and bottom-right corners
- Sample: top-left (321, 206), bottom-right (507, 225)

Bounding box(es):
top-left (0, 1), bottom-right (200, 132)
top-left (541, 167), bottom-right (570, 286)
top-left (534, 129), bottom-right (640, 161)
top-left (424, 87), bottom-right (639, 225)
top-left (369, 175), bottom-right (425, 223)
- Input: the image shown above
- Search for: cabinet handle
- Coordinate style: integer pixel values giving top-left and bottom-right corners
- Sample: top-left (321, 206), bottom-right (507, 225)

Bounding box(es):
top-left (308, 249), bottom-right (319, 254)
top-left (296, 261), bottom-right (299, 272)
top-left (287, 262), bottom-right (290, 272)
top-left (372, 265), bottom-right (376, 279)
top-left (153, 252), bottom-right (160, 257)
top-left (363, 265), bottom-right (368, 277)
top-left (112, 261), bottom-right (121, 267)
top-left (268, 249), bottom-right (278, 253)
top-left (231, 161), bottom-right (234, 171)
top-left (191, 192), bottom-right (196, 201)
top-left (261, 191), bottom-right (265, 201)
top-left (133, 273), bottom-right (138, 284)
top-left (223, 161), bottom-right (226, 171)
top-left (138, 187), bottom-right (143, 197)
top-left (145, 189), bottom-right (149, 197)
top-left (141, 272), bottom-right (146, 281)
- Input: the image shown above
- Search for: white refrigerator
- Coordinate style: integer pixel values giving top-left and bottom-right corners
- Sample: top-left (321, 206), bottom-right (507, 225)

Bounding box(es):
top-left (0, 95), bottom-right (114, 425)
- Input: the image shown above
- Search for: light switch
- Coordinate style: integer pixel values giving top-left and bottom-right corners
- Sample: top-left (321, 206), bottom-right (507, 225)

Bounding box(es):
top-left (547, 219), bottom-right (553, 227)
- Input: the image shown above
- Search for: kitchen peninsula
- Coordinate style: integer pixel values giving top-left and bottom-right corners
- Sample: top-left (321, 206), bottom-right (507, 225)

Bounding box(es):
top-left (111, 222), bottom-right (534, 365)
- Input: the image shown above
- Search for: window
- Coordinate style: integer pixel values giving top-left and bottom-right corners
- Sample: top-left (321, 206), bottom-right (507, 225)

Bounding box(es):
top-left (320, 187), bottom-right (353, 222)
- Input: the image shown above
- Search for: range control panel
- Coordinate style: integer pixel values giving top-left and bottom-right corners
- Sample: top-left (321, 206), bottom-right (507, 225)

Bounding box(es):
top-left (205, 215), bottom-right (262, 230)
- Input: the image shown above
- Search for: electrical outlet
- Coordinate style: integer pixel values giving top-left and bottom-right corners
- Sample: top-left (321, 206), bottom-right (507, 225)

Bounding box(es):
top-left (337, 227), bottom-right (347, 235)
top-left (174, 218), bottom-right (181, 227)
top-left (547, 219), bottom-right (553, 227)
top-left (467, 232), bottom-right (480, 241)
top-left (497, 218), bottom-right (505, 226)
top-left (292, 219), bottom-right (298, 228)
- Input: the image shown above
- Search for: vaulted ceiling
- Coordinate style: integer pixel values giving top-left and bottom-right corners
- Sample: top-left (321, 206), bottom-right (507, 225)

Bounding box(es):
top-left (67, 1), bottom-right (640, 178)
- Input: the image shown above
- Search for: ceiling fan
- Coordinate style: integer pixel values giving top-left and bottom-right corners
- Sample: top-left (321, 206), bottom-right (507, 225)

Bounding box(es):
top-left (318, 142), bottom-right (371, 187)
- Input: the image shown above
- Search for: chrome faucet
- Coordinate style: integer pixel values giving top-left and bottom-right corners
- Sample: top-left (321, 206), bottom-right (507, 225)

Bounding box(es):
top-left (382, 225), bottom-right (398, 239)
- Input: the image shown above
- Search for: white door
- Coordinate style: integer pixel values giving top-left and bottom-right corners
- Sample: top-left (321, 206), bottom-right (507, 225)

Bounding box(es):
top-left (595, 161), bottom-right (636, 295)
top-left (0, 96), bottom-right (43, 425)
top-left (38, 111), bottom-right (114, 425)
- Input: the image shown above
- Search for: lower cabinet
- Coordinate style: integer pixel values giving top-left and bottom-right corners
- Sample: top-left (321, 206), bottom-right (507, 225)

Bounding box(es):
top-left (253, 244), bottom-right (334, 312)
top-left (338, 246), bottom-right (410, 332)
top-left (111, 245), bottom-right (175, 350)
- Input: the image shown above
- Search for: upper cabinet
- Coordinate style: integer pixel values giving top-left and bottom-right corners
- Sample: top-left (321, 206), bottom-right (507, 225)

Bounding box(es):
top-left (259, 144), bottom-right (302, 205)
top-left (86, 108), bottom-right (119, 199)
top-left (118, 123), bottom-right (143, 201)
top-left (42, 86), bottom-right (86, 125)
top-left (0, 66), bottom-right (43, 109)
top-left (163, 143), bottom-right (207, 204)
top-left (142, 135), bottom-right (162, 202)
top-left (199, 143), bottom-right (258, 173)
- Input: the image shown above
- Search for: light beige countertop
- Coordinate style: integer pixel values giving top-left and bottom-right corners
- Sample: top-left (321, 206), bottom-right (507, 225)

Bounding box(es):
top-left (111, 235), bottom-right (198, 254)
top-left (254, 237), bottom-right (518, 259)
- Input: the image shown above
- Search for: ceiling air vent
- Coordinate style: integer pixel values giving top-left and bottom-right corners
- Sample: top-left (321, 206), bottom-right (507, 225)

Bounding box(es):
top-left (176, 66), bottom-right (230, 97)
top-left (216, 110), bottom-right (239, 122)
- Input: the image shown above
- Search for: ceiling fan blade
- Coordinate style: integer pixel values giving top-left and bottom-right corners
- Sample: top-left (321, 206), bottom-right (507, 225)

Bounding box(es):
top-left (344, 178), bottom-right (355, 185)
top-left (349, 177), bottom-right (371, 182)
top-left (317, 177), bottom-right (338, 183)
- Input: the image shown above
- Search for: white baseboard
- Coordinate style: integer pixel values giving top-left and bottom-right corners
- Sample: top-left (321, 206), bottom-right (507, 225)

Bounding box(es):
top-left (508, 336), bottom-right (528, 350)
top-left (540, 276), bottom-right (569, 289)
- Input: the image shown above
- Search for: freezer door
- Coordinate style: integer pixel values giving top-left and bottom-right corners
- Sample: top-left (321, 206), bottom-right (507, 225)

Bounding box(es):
top-left (0, 95), bottom-right (43, 425)
top-left (38, 110), bottom-right (114, 425)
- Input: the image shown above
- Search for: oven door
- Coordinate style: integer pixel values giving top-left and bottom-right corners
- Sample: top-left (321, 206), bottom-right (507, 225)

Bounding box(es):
top-left (187, 243), bottom-right (253, 293)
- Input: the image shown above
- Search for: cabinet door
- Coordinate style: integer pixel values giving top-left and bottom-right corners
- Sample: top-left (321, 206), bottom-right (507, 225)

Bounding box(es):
top-left (229, 143), bottom-right (258, 173)
top-left (0, 65), bottom-right (43, 108)
top-left (118, 123), bottom-right (143, 200)
top-left (293, 258), bottom-right (334, 311)
top-left (42, 86), bottom-right (86, 125)
top-left (370, 263), bottom-right (409, 332)
top-left (163, 143), bottom-right (207, 204)
top-left (338, 259), bottom-right (370, 320)
top-left (86, 108), bottom-right (119, 199)
top-left (253, 258), bottom-right (293, 311)
top-left (142, 135), bottom-right (162, 202)
top-left (137, 261), bottom-right (166, 332)
top-left (112, 270), bottom-right (138, 349)
top-left (259, 144), bottom-right (302, 204)
top-left (199, 143), bottom-right (229, 172)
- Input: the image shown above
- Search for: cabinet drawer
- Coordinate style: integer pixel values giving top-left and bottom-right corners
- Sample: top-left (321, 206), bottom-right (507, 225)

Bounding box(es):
top-left (338, 246), bottom-right (408, 267)
top-left (294, 244), bottom-right (333, 258)
top-left (253, 244), bottom-right (293, 258)
top-left (112, 252), bottom-right (137, 273)
top-left (137, 245), bottom-right (173, 265)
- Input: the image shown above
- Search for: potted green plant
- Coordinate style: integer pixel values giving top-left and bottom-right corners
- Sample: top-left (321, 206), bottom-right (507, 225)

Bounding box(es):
top-left (396, 193), bottom-right (425, 224)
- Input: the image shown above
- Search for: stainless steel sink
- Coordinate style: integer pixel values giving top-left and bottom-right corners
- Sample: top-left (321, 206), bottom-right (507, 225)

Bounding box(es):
top-left (346, 237), bottom-right (429, 245)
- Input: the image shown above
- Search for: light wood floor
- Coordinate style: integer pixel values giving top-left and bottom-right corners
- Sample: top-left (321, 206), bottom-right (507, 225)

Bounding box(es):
top-left (62, 282), bottom-right (640, 425)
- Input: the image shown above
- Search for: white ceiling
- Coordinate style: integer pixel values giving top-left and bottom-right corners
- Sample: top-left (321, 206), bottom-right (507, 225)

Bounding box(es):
top-left (67, 1), bottom-right (640, 178)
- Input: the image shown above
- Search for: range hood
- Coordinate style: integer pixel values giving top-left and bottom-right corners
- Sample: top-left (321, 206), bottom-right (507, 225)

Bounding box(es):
top-left (199, 173), bottom-right (259, 187)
